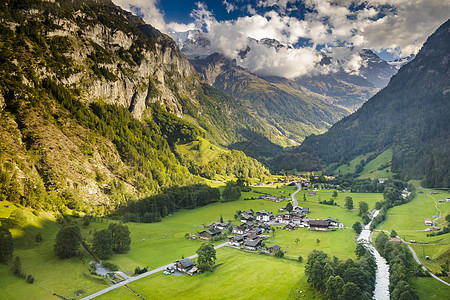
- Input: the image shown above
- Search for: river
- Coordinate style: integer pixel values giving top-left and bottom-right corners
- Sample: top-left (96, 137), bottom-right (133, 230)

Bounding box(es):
top-left (357, 210), bottom-right (390, 300)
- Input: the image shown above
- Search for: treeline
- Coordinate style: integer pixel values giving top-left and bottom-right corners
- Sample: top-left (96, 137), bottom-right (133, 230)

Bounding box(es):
top-left (116, 185), bottom-right (220, 223)
top-left (305, 249), bottom-right (376, 299)
top-left (375, 232), bottom-right (420, 299)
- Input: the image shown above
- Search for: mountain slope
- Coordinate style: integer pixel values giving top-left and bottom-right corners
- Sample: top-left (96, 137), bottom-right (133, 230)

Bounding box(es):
top-left (0, 0), bottom-right (270, 210)
top-left (191, 53), bottom-right (349, 145)
top-left (301, 19), bottom-right (450, 187)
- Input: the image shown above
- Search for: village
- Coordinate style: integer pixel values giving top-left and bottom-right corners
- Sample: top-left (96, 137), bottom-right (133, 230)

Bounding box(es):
top-left (174, 197), bottom-right (344, 276)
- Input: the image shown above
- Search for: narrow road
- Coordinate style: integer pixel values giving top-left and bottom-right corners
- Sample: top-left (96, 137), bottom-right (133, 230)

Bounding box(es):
top-left (427, 194), bottom-right (442, 227)
top-left (399, 237), bottom-right (450, 288)
top-left (80, 242), bottom-right (229, 300)
top-left (291, 184), bottom-right (301, 208)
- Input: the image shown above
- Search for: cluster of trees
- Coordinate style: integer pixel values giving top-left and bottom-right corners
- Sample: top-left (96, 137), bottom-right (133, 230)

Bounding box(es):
top-left (305, 249), bottom-right (376, 299)
top-left (118, 185), bottom-right (220, 223)
top-left (54, 224), bottom-right (82, 259)
top-left (91, 223), bottom-right (131, 259)
top-left (375, 232), bottom-right (419, 299)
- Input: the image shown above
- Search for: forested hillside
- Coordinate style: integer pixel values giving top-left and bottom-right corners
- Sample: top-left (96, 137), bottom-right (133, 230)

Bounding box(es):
top-left (301, 19), bottom-right (450, 187)
top-left (0, 0), bottom-right (269, 213)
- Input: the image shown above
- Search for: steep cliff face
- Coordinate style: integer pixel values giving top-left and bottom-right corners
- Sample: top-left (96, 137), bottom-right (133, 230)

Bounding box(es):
top-left (0, 0), bottom-right (270, 211)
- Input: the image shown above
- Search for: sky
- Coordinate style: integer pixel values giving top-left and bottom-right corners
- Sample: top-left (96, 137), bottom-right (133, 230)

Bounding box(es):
top-left (112, 0), bottom-right (450, 79)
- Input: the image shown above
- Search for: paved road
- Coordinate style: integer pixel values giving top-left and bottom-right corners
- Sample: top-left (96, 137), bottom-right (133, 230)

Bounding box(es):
top-left (427, 194), bottom-right (442, 227)
top-left (80, 242), bottom-right (229, 300)
top-left (291, 184), bottom-right (301, 207)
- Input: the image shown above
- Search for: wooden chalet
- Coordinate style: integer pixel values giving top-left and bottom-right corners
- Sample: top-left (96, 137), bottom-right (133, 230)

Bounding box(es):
top-left (175, 258), bottom-right (195, 273)
top-left (268, 245), bottom-right (281, 253)
top-left (308, 220), bottom-right (330, 231)
top-left (199, 228), bottom-right (222, 240)
top-left (244, 238), bottom-right (261, 251)
top-left (229, 235), bottom-right (244, 246)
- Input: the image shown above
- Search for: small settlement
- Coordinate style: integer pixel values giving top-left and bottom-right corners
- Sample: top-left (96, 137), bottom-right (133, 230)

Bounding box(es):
top-left (190, 206), bottom-right (343, 253)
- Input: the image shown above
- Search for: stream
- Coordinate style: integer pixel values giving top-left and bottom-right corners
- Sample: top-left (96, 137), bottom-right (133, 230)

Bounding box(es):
top-left (356, 210), bottom-right (390, 300)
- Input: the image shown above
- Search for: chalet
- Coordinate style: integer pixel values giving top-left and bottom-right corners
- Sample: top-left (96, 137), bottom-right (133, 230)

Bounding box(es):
top-left (244, 238), bottom-right (261, 251)
top-left (256, 210), bottom-right (274, 222)
top-left (250, 227), bottom-right (263, 235)
top-left (175, 258), bottom-right (195, 273)
top-left (284, 223), bottom-right (296, 231)
top-left (390, 238), bottom-right (402, 242)
top-left (308, 220), bottom-right (330, 231)
top-left (243, 210), bottom-right (254, 217)
top-left (241, 215), bottom-right (254, 223)
top-left (424, 219), bottom-right (433, 226)
top-left (291, 215), bottom-right (303, 225)
top-left (229, 235), bottom-right (244, 246)
top-left (199, 228), bottom-right (222, 240)
top-left (244, 232), bottom-right (259, 241)
top-left (301, 207), bottom-right (310, 214)
top-left (268, 245), bottom-right (281, 253)
top-left (324, 217), bottom-right (339, 227)
top-left (308, 191), bottom-right (316, 196)
top-left (233, 225), bottom-right (246, 235)
top-left (276, 213), bottom-right (291, 224)
top-left (216, 222), bottom-right (231, 230)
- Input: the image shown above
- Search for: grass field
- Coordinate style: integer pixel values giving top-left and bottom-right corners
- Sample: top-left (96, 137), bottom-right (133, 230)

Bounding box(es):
top-left (411, 277), bottom-right (450, 300)
top-left (332, 152), bottom-right (374, 175)
top-left (376, 186), bottom-right (450, 294)
top-left (97, 247), bottom-right (325, 300)
top-left (358, 149), bottom-right (393, 180)
top-left (0, 185), bottom-right (384, 299)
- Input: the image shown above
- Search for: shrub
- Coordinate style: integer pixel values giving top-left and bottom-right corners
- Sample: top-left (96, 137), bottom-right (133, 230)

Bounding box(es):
top-left (26, 274), bottom-right (34, 283)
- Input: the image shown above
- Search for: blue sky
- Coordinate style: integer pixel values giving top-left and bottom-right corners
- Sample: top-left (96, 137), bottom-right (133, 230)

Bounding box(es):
top-left (113, 0), bottom-right (450, 78)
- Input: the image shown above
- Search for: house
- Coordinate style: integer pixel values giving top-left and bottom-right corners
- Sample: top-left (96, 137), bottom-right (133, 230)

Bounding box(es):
top-left (256, 210), bottom-right (274, 222)
top-left (424, 219), bottom-right (433, 226)
top-left (216, 222), bottom-right (231, 230)
top-left (241, 215), bottom-right (254, 223)
top-left (276, 213), bottom-right (291, 224)
top-left (250, 227), bottom-right (263, 235)
top-left (268, 245), bottom-right (281, 253)
top-left (308, 220), bottom-right (330, 231)
top-left (243, 210), bottom-right (254, 217)
top-left (244, 232), bottom-right (259, 240)
top-left (175, 258), bottom-right (195, 273)
top-left (390, 237), bottom-right (402, 242)
top-left (244, 238), bottom-right (261, 251)
top-left (324, 217), bottom-right (339, 227)
top-left (378, 178), bottom-right (388, 184)
top-left (199, 228), bottom-right (222, 240)
top-left (291, 215), bottom-right (303, 225)
top-left (308, 191), bottom-right (316, 196)
top-left (229, 235), bottom-right (244, 246)
top-left (233, 225), bottom-right (246, 235)
top-left (284, 223), bottom-right (296, 231)
top-left (301, 207), bottom-right (310, 214)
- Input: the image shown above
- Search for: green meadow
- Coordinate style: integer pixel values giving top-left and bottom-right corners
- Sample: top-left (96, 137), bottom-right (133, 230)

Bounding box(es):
top-left (0, 186), bottom-right (386, 299)
top-left (376, 187), bottom-right (450, 289)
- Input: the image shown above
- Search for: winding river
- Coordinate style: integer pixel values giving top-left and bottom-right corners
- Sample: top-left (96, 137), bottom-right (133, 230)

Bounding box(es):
top-left (356, 210), bottom-right (390, 300)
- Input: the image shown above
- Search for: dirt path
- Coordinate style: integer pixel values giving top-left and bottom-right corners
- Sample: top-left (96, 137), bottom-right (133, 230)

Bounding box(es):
top-left (80, 242), bottom-right (229, 300)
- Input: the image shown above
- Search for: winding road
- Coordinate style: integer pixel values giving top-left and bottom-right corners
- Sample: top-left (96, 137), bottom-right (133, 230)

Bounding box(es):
top-left (80, 242), bottom-right (229, 300)
top-left (291, 184), bottom-right (301, 207)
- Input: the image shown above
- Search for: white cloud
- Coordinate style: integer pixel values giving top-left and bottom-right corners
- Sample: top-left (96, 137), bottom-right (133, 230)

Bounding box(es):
top-left (112, 0), bottom-right (450, 78)
top-left (112, 0), bottom-right (167, 32)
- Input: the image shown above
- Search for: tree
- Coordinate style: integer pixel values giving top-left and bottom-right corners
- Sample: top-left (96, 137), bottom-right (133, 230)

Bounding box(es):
top-left (325, 275), bottom-right (344, 300)
top-left (295, 237), bottom-right (300, 245)
top-left (92, 229), bottom-right (113, 259)
top-left (0, 226), bottom-right (14, 262)
top-left (352, 222), bottom-right (362, 234)
top-left (221, 181), bottom-right (241, 202)
top-left (109, 223), bottom-right (131, 253)
top-left (303, 193), bottom-right (306, 201)
top-left (359, 201), bottom-right (369, 216)
top-left (446, 214), bottom-right (450, 224)
top-left (196, 243), bottom-right (216, 272)
top-left (12, 256), bottom-right (21, 276)
top-left (298, 255), bottom-right (303, 262)
top-left (9, 209), bottom-right (27, 228)
top-left (345, 196), bottom-right (354, 210)
top-left (220, 214), bottom-right (223, 223)
top-left (340, 282), bottom-right (362, 299)
top-left (316, 238), bottom-right (320, 245)
top-left (390, 230), bottom-right (398, 237)
top-left (332, 190), bottom-right (338, 197)
top-left (391, 280), bottom-right (419, 300)
top-left (286, 202), bottom-right (293, 212)
top-left (375, 231), bottom-right (389, 255)
top-left (274, 249), bottom-right (284, 258)
top-left (355, 242), bottom-right (367, 258)
top-left (54, 224), bottom-right (82, 259)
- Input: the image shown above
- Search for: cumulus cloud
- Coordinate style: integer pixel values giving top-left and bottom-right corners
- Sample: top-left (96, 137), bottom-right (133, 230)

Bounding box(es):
top-left (112, 0), bottom-right (167, 32)
top-left (113, 0), bottom-right (450, 79)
